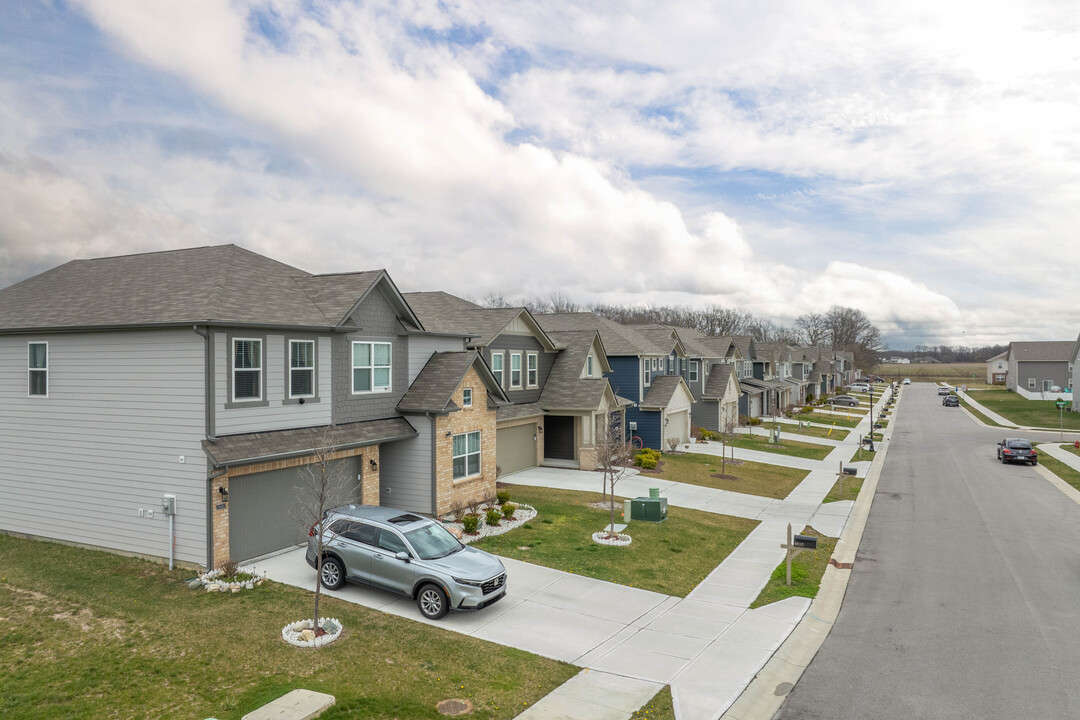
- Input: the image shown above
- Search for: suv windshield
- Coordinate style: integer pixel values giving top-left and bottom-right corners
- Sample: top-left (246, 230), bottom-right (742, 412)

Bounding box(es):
top-left (406, 523), bottom-right (463, 560)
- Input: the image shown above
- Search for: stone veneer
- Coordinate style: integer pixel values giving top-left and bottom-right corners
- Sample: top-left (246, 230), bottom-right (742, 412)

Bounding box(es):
top-left (433, 366), bottom-right (497, 517)
top-left (210, 445), bottom-right (380, 568)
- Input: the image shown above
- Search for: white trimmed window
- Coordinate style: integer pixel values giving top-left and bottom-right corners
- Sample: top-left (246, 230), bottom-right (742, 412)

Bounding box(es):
top-left (462, 387), bottom-right (473, 407)
top-left (1028, 378), bottom-right (1036, 389)
top-left (491, 352), bottom-right (504, 387)
top-left (643, 358), bottom-right (652, 387)
top-left (510, 352), bottom-right (522, 389)
top-left (289, 340), bottom-right (315, 398)
top-left (28, 342), bottom-right (48, 397)
top-left (527, 352), bottom-right (538, 388)
top-left (586, 355), bottom-right (593, 377)
top-left (233, 339), bottom-right (262, 401)
top-left (689, 360), bottom-right (699, 383)
top-left (352, 341), bottom-right (392, 393)
top-left (452, 430), bottom-right (481, 479)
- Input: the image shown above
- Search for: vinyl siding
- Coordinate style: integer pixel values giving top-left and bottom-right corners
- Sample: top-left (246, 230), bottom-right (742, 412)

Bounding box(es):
top-left (408, 335), bottom-right (466, 384)
top-left (378, 415), bottom-right (433, 514)
top-left (333, 287), bottom-right (410, 424)
top-left (690, 400), bottom-right (720, 432)
top-left (0, 330), bottom-right (208, 566)
top-left (214, 333), bottom-right (333, 435)
top-left (629, 409), bottom-right (663, 450)
top-left (605, 356), bottom-right (641, 403)
top-left (1016, 361), bottom-right (1070, 390)
top-left (484, 336), bottom-right (555, 403)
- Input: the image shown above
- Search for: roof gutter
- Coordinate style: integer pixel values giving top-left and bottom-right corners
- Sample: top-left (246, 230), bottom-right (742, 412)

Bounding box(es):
top-left (205, 431), bottom-right (418, 469)
top-left (0, 321), bottom-right (360, 335)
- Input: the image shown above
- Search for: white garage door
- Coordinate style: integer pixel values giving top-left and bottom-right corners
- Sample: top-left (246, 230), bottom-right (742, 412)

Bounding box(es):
top-left (664, 410), bottom-right (690, 446)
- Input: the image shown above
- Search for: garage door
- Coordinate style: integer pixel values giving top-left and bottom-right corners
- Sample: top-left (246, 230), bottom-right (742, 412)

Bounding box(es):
top-left (664, 410), bottom-right (689, 446)
top-left (496, 424), bottom-right (537, 476)
top-left (229, 458), bottom-right (361, 563)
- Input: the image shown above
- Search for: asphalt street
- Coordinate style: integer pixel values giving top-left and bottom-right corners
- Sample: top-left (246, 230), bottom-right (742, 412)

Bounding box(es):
top-left (775, 383), bottom-right (1080, 719)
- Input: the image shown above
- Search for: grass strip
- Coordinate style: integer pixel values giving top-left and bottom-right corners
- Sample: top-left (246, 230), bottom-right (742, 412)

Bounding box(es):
top-left (966, 388), bottom-right (1080, 430)
top-left (475, 486), bottom-right (757, 597)
top-left (750, 527), bottom-right (837, 608)
top-left (778, 424), bottom-right (850, 441)
top-left (0, 534), bottom-right (576, 720)
top-left (823, 474), bottom-right (863, 503)
top-left (632, 686), bottom-right (675, 719)
top-left (728, 433), bottom-right (832, 461)
top-left (639, 451), bottom-right (810, 499)
top-left (797, 412), bottom-right (860, 428)
top-left (959, 397), bottom-right (1006, 428)
top-left (1039, 455), bottom-right (1080, 492)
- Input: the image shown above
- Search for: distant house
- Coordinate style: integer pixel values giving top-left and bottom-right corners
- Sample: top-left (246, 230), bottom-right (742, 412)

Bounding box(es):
top-left (1006, 341), bottom-right (1074, 396)
top-left (985, 351), bottom-right (1008, 385)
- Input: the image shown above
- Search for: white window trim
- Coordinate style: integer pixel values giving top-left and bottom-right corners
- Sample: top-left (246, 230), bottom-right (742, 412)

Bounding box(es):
top-left (491, 352), bottom-right (504, 387)
top-left (1027, 378), bottom-right (1036, 389)
top-left (462, 387), bottom-right (473, 407)
top-left (352, 341), bottom-right (393, 394)
top-left (510, 352), bottom-right (522, 389)
top-left (289, 339), bottom-right (316, 399)
top-left (689, 360), bottom-right (699, 383)
top-left (232, 338), bottom-right (263, 402)
top-left (452, 430), bottom-right (482, 480)
top-left (643, 357), bottom-right (652, 387)
top-left (586, 355), bottom-right (593, 377)
top-left (526, 352), bottom-right (538, 388)
top-left (28, 341), bottom-right (48, 398)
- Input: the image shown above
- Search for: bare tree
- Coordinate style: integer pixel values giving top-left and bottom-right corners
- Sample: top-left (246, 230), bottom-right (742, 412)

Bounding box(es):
top-left (823, 306), bottom-right (886, 369)
top-left (717, 412), bottom-right (740, 478)
top-left (293, 427), bottom-right (356, 641)
top-left (795, 313), bottom-right (829, 346)
top-left (594, 414), bottom-right (636, 538)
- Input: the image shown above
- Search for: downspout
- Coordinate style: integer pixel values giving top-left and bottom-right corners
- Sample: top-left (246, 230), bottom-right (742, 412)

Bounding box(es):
top-left (427, 413), bottom-right (436, 516)
top-left (193, 325), bottom-right (218, 569)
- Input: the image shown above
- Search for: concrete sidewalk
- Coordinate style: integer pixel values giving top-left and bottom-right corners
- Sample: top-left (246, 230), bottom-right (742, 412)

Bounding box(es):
top-left (1036, 442), bottom-right (1080, 471)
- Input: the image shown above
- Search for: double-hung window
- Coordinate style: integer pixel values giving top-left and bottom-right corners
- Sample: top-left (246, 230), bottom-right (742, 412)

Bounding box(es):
top-left (689, 360), bottom-right (699, 383)
top-left (233, 339), bottom-right (262, 401)
top-left (643, 358), bottom-right (651, 386)
top-left (527, 352), bottom-right (538, 388)
top-left (289, 340), bottom-right (315, 398)
top-left (510, 352), bottom-right (522, 389)
top-left (1028, 378), bottom-right (1036, 389)
top-left (28, 342), bottom-right (48, 397)
top-left (491, 352), bottom-right (504, 387)
top-left (462, 387), bottom-right (473, 407)
top-left (353, 341), bottom-right (391, 393)
top-left (452, 430), bottom-right (481, 479)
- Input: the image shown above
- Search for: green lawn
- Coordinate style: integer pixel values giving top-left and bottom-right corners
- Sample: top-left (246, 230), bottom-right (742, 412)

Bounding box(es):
top-left (823, 474), bottom-right (863, 503)
top-left (959, 397), bottom-right (1000, 427)
top-left (632, 687), bottom-right (675, 719)
top-left (0, 535), bottom-right (576, 720)
top-left (797, 412), bottom-right (861, 429)
top-left (1040, 454), bottom-right (1080, 492)
top-left (779, 424), bottom-right (850, 442)
top-left (728, 433), bottom-right (832, 461)
top-left (474, 487), bottom-right (758, 597)
top-left (1061, 443), bottom-right (1080, 457)
top-left (750, 527), bottom-right (838, 608)
top-left (640, 452), bottom-right (810, 499)
top-left (966, 388), bottom-right (1080, 430)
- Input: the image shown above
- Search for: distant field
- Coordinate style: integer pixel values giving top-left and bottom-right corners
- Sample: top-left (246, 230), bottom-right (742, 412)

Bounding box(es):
top-left (873, 362), bottom-right (990, 388)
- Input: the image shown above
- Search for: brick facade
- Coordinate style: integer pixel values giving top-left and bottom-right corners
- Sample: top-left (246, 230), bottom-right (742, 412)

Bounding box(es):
top-left (433, 366), bottom-right (498, 516)
top-left (210, 445), bottom-right (381, 568)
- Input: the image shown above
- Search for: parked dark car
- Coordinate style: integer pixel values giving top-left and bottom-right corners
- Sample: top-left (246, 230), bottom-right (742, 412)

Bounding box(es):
top-left (307, 505), bottom-right (507, 620)
top-left (996, 438), bottom-right (1037, 465)
top-left (943, 395), bottom-right (960, 407)
top-left (830, 395), bottom-right (860, 407)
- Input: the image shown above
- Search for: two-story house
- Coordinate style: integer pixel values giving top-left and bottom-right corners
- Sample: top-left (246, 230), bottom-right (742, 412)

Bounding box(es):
top-left (536, 314), bottom-right (694, 451)
top-left (1006, 341), bottom-right (1074, 397)
top-left (403, 293), bottom-right (627, 472)
top-left (0, 245), bottom-right (507, 569)
top-left (986, 351), bottom-right (1008, 385)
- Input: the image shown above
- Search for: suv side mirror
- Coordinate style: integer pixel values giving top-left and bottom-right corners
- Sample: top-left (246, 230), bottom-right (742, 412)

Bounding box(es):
top-left (395, 551), bottom-right (411, 563)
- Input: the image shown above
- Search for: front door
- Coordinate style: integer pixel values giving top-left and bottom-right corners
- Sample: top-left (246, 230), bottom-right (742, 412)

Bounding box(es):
top-left (544, 415), bottom-right (575, 461)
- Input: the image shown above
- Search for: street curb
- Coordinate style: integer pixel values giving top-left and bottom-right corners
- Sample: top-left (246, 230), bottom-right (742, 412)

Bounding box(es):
top-left (719, 389), bottom-right (899, 720)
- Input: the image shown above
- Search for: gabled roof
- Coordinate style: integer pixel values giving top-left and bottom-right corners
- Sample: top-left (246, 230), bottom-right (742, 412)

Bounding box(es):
top-left (0, 244), bottom-right (422, 333)
top-left (623, 324), bottom-right (686, 357)
top-left (702, 364), bottom-right (737, 402)
top-left (729, 335), bottom-right (755, 361)
top-left (986, 351), bottom-right (1009, 363)
top-left (404, 292), bottom-right (558, 350)
top-left (202, 418), bottom-right (416, 467)
top-left (536, 312), bottom-right (669, 356)
top-left (397, 351), bottom-right (508, 414)
top-left (539, 330), bottom-right (616, 411)
top-left (1008, 341), bottom-right (1075, 363)
top-left (640, 375), bottom-right (690, 410)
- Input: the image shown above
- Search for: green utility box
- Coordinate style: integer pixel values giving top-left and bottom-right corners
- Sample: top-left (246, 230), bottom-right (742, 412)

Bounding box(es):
top-left (631, 496), bottom-right (668, 522)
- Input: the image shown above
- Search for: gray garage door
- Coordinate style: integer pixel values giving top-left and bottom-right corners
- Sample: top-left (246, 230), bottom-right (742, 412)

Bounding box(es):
top-left (496, 424), bottom-right (537, 476)
top-left (229, 458), bottom-right (361, 563)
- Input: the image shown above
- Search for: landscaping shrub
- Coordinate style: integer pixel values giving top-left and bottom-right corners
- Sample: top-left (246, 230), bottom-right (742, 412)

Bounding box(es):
top-left (637, 455), bottom-right (658, 470)
top-left (746, 417), bottom-right (762, 426)
top-left (485, 508), bottom-right (503, 526)
top-left (497, 490), bottom-right (511, 505)
top-left (799, 406), bottom-right (813, 414)
top-left (502, 503), bottom-right (516, 519)
top-left (462, 514), bottom-right (480, 534)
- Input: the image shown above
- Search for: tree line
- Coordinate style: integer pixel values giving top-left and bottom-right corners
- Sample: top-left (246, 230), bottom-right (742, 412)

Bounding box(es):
top-left (477, 292), bottom-right (885, 370)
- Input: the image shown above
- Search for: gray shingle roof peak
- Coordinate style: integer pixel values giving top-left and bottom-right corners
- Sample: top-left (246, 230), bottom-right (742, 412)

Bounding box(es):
top-left (398, 350), bottom-right (509, 414)
top-left (640, 375), bottom-right (689, 409)
top-left (538, 330), bottom-right (615, 411)
top-left (536, 312), bottom-right (669, 356)
top-left (403, 292), bottom-right (557, 349)
top-left (1008, 340), bottom-right (1075, 363)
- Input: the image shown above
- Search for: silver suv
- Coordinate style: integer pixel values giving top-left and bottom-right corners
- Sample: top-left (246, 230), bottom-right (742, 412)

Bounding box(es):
top-left (306, 505), bottom-right (507, 620)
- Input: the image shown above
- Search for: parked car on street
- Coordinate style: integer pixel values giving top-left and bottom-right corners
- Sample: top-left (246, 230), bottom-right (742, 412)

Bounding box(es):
top-left (943, 395), bottom-right (960, 407)
top-left (848, 383), bottom-right (871, 393)
top-left (996, 439), bottom-right (1038, 466)
top-left (902, 378), bottom-right (911, 385)
top-left (937, 386), bottom-right (953, 396)
top-left (830, 395), bottom-right (860, 407)
top-left (307, 505), bottom-right (507, 620)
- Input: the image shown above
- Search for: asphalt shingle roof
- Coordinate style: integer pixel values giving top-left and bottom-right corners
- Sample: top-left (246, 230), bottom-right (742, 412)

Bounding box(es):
top-left (1009, 341), bottom-right (1075, 363)
top-left (398, 351), bottom-right (505, 413)
top-left (202, 418), bottom-right (417, 467)
top-left (403, 292), bottom-right (556, 349)
top-left (536, 313), bottom-right (668, 356)
top-left (641, 375), bottom-right (686, 409)
top-left (539, 330), bottom-right (612, 411)
top-left (703, 364), bottom-right (736, 402)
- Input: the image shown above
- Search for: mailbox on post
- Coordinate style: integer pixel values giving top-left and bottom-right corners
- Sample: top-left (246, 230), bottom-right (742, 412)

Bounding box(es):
top-left (842, 467), bottom-right (857, 476)
top-left (792, 534), bottom-right (818, 550)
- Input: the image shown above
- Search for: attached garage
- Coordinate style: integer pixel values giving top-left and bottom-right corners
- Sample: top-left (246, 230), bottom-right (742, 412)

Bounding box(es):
top-left (228, 458), bottom-right (362, 563)
top-left (496, 423), bottom-right (538, 476)
top-left (664, 409), bottom-right (690, 446)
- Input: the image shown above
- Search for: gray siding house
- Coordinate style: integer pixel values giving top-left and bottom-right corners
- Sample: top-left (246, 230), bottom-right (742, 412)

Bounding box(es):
top-left (1006, 341), bottom-right (1074, 395)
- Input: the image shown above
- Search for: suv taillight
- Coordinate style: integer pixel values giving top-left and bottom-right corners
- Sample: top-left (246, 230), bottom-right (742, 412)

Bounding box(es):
top-left (308, 524), bottom-right (318, 537)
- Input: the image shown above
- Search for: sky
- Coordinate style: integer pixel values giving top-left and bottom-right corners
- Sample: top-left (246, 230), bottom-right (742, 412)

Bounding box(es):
top-left (1, 1), bottom-right (1078, 349)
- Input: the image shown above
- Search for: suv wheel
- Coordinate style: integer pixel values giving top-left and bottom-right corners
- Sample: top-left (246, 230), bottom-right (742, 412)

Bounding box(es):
top-left (320, 556), bottom-right (345, 590)
top-left (417, 583), bottom-right (449, 620)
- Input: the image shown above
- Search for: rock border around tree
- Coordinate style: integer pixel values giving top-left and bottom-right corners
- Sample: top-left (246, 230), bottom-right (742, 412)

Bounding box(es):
top-left (592, 531), bottom-right (632, 546)
top-left (281, 617), bottom-right (343, 648)
top-left (192, 567), bottom-right (267, 593)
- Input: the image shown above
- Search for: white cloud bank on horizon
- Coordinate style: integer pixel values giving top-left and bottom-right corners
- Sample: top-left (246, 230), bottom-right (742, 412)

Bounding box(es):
top-left (1, 0), bottom-right (1078, 347)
